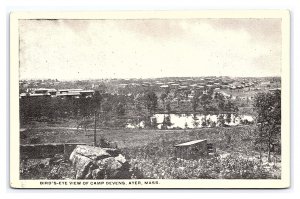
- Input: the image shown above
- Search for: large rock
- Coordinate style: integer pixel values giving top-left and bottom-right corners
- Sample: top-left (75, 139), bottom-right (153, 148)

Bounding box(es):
top-left (70, 145), bottom-right (118, 161)
top-left (96, 157), bottom-right (123, 170)
top-left (69, 145), bottom-right (130, 179)
top-left (71, 154), bottom-right (94, 179)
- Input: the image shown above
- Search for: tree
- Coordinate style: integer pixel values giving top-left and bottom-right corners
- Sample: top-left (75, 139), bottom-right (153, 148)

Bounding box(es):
top-left (160, 93), bottom-right (168, 111)
top-left (225, 113), bottom-right (232, 124)
top-left (192, 114), bottom-right (199, 128)
top-left (93, 90), bottom-right (102, 111)
top-left (144, 91), bottom-right (158, 115)
top-left (47, 97), bottom-right (58, 121)
top-left (97, 83), bottom-right (107, 94)
top-left (214, 92), bottom-right (225, 111)
top-left (192, 93), bottom-right (200, 112)
top-left (184, 90), bottom-right (191, 99)
top-left (253, 90), bottom-right (281, 162)
top-left (116, 102), bottom-right (126, 116)
top-left (184, 122), bottom-right (188, 129)
top-left (218, 114), bottom-right (225, 127)
top-left (79, 97), bottom-right (90, 119)
top-left (32, 97), bottom-right (43, 119)
top-left (201, 115), bottom-right (207, 127)
top-left (224, 100), bottom-right (237, 112)
top-left (162, 114), bottom-right (172, 129)
top-left (20, 97), bottom-right (32, 124)
top-left (166, 102), bottom-right (171, 113)
top-left (102, 100), bottom-right (113, 113)
top-left (134, 93), bottom-right (148, 123)
top-left (207, 87), bottom-right (214, 97)
top-left (71, 98), bottom-right (80, 119)
top-left (200, 94), bottom-right (212, 113)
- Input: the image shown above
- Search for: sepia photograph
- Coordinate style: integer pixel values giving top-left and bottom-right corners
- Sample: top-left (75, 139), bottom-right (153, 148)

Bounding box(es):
top-left (10, 11), bottom-right (290, 188)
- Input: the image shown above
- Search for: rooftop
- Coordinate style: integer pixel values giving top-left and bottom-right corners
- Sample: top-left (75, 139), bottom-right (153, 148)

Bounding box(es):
top-left (160, 85), bottom-right (169, 88)
top-left (59, 89), bottom-right (83, 92)
top-left (80, 90), bottom-right (95, 93)
top-left (57, 92), bottom-right (81, 96)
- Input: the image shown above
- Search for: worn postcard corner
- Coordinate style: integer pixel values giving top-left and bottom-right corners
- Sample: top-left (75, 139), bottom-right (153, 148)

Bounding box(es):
top-left (10, 10), bottom-right (290, 189)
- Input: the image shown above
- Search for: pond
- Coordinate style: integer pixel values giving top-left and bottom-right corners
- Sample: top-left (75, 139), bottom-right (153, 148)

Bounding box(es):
top-left (126, 113), bottom-right (254, 129)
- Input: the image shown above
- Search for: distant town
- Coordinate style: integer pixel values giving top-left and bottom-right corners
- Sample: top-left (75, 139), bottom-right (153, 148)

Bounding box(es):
top-left (20, 76), bottom-right (280, 100)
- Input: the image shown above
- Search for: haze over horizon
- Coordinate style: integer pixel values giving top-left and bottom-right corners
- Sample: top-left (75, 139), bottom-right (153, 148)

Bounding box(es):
top-left (19, 75), bottom-right (281, 81)
top-left (19, 18), bottom-right (282, 80)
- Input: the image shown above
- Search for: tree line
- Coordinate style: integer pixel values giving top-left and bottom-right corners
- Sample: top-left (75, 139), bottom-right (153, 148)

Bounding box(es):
top-left (19, 91), bottom-right (126, 124)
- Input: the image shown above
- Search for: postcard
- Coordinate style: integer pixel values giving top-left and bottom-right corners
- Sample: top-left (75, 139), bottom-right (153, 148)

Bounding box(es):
top-left (10, 10), bottom-right (290, 188)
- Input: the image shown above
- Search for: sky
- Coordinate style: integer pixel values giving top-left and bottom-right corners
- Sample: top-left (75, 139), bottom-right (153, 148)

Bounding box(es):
top-left (19, 18), bottom-right (282, 80)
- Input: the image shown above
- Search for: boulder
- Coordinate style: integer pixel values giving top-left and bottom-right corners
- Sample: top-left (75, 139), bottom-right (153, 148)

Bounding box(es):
top-left (71, 154), bottom-right (95, 179)
top-left (70, 145), bottom-right (112, 161)
top-left (69, 145), bottom-right (130, 179)
top-left (96, 157), bottom-right (121, 169)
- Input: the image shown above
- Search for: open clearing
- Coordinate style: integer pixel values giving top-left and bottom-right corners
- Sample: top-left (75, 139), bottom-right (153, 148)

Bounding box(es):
top-left (20, 125), bottom-right (281, 179)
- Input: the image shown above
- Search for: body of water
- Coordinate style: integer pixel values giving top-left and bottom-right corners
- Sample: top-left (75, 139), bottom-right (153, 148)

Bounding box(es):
top-left (126, 114), bottom-right (254, 129)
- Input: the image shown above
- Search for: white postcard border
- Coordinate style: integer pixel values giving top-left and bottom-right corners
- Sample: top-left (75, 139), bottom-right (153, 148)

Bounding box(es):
top-left (10, 10), bottom-right (290, 189)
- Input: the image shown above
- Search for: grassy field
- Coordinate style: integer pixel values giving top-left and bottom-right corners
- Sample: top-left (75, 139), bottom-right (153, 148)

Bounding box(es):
top-left (22, 125), bottom-right (255, 149)
top-left (20, 125), bottom-right (281, 179)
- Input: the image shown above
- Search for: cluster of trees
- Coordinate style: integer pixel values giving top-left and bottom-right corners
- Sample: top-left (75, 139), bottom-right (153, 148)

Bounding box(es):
top-left (19, 91), bottom-right (128, 124)
top-left (253, 90), bottom-right (281, 161)
top-left (192, 89), bottom-right (238, 114)
top-left (137, 88), bottom-right (239, 116)
top-left (20, 96), bottom-right (87, 123)
top-left (134, 91), bottom-right (158, 114)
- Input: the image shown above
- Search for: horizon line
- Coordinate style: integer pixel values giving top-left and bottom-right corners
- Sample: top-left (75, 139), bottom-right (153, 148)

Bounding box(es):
top-left (19, 75), bottom-right (281, 81)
